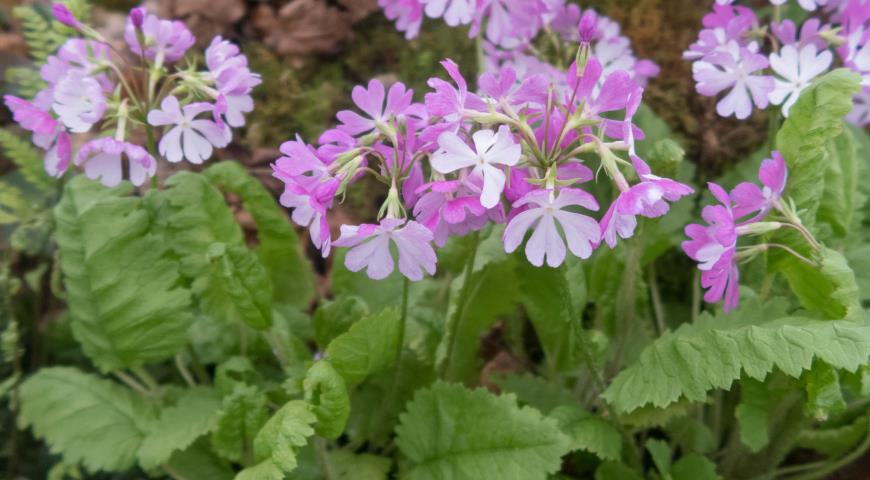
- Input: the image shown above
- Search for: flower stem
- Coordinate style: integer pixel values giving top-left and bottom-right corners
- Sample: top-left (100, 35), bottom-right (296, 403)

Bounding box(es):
top-left (440, 230), bottom-right (481, 379)
top-left (782, 417), bottom-right (870, 480)
top-left (174, 353), bottom-right (197, 387)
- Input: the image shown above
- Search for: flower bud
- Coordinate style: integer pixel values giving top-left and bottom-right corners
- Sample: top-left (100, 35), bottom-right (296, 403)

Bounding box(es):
top-left (578, 10), bottom-right (598, 44)
top-left (52, 3), bottom-right (80, 29)
top-left (129, 7), bottom-right (146, 29)
top-left (736, 221), bottom-right (783, 236)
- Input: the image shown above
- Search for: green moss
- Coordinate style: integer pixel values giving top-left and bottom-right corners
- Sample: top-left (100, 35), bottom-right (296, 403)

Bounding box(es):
top-left (244, 14), bottom-right (477, 149)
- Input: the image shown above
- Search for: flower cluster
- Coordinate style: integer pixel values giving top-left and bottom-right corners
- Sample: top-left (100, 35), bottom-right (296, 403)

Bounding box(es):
top-left (683, 152), bottom-right (819, 312)
top-left (4, 4), bottom-right (259, 187)
top-left (379, 0), bottom-right (658, 86)
top-left (685, 0), bottom-right (870, 123)
top-left (274, 38), bottom-right (692, 281)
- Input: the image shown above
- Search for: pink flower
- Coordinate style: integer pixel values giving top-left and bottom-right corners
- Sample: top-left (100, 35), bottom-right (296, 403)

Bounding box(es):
top-left (52, 3), bottom-right (80, 29)
top-left (693, 43), bottom-right (774, 119)
top-left (380, 0), bottom-right (424, 39)
top-left (129, 7), bottom-right (145, 29)
top-left (205, 37), bottom-right (261, 127)
top-left (478, 67), bottom-right (548, 108)
top-left (474, 0), bottom-right (543, 48)
top-left (52, 71), bottom-right (106, 133)
top-left (337, 80), bottom-right (423, 136)
top-left (503, 188), bottom-right (601, 267)
top-left (4, 95), bottom-right (58, 136)
top-left (730, 151), bottom-right (788, 222)
top-left (431, 126), bottom-right (521, 208)
top-left (76, 137), bottom-right (156, 187)
top-left (600, 157), bottom-right (694, 248)
top-left (124, 12), bottom-right (195, 63)
top-left (424, 59), bottom-right (487, 122)
top-left (413, 179), bottom-right (489, 246)
top-left (147, 96), bottom-right (230, 164)
top-left (334, 218), bottom-right (437, 281)
top-left (682, 183), bottom-right (740, 312)
top-left (422, 0), bottom-right (475, 26)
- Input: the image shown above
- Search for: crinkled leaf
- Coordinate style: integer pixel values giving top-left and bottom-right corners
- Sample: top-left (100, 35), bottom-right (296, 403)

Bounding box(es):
top-left (304, 360), bottom-right (350, 439)
top-left (204, 162), bottom-right (314, 309)
top-left (396, 381), bottom-right (571, 480)
top-left (166, 440), bottom-right (234, 480)
top-left (775, 69), bottom-right (861, 224)
top-left (783, 247), bottom-right (862, 320)
top-left (138, 388), bottom-right (223, 470)
top-left (211, 384), bottom-right (269, 463)
top-left (595, 461), bottom-right (643, 480)
top-left (665, 416), bottom-right (715, 455)
top-left (491, 373), bottom-right (576, 414)
top-left (603, 297), bottom-right (870, 412)
top-left (248, 400), bottom-right (316, 475)
top-left (18, 367), bottom-right (155, 473)
top-left (645, 438), bottom-right (672, 474)
top-left (326, 308), bottom-right (401, 385)
top-left (549, 405), bottom-right (622, 461)
top-left (796, 415), bottom-right (870, 457)
top-left (817, 129), bottom-right (858, 237)
top-left (55, 177), bottom-right (193, 371)
top-left (161, 172), bottom-right (273, 330)
top-left (329, 449), bottom-right (392, 480)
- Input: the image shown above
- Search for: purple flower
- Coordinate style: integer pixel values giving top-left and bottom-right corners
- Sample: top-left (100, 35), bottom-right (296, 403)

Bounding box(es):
top-left (52, 3), bottom-right (80, 29)
top-left (848, 87), bottom-right (870, 126)
top-left (578, 10), bottom-right (599, 43)
top-left (124, 12), bottom-right (195, 63)
top-left (431, 126), bottom-right (521, 208)
top-left (693, 43), bottom-right (774, 119)
top-left (204, 36), bottom-right (261, 127)
top-left (422, 0), bottom-right (475, 26)
top-left (424, 59), bottom-right (487, 123)
top-left (52, 71), bottom-right (106, 133)
top-left (730, 151), bottom-right (788, 222)
top-left (333, 218), bottom-right (437, 281)
top-left (503, 188), bottom-right (601, 267)
top-left (76, 137), bottom-right (156, 187)
top-left (413, 179), bottom-right (489, 246)
top-left (474, 0), bottom-right (543, 48)
top-left (769, 44), bottom-right (833, 116)
top-left (380, 0), bottom-right (424, 39)
top-left (478, 67), bottom-right (549, 108)
top-left (336, 80), bottom-right (422, 136)
top-left (600, 157), bottom-right (694, 248)
top-left (147, 96), bottom-right (230, 164)
top-left (682, 183), bottom-right (740, 312)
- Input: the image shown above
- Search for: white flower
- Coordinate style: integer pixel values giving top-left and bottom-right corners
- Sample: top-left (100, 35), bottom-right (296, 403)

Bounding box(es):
top-left (769, 44), bottom-right (833, 116)
top-left (431, 125), bottom-right (521, 208)
top-left (52, 71), bottom-right (106, 133)
top-left (147, 96), bottom-right (230, 164)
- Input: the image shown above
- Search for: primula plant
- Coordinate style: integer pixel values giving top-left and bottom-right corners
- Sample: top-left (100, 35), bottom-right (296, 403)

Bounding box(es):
top-left (3, 1), bottom-right (870, 480)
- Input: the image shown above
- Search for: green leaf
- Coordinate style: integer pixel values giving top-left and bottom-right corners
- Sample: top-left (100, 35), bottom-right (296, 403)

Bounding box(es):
top-left (13, 6), bottom-right (69, 62)
top-left (516, 258), bottom-right (585, 371)
top-left (0, 128), bottom-right (55, 191)
top-left (245, 400), bottom-right (316, 476)
top-left (161, 172), bottom-right (273, 330)
top-left (595, 461), bottom-right (643, 480)
top-left (671, 454), bottom-right (721, 480)
top-left (325, 308), bottom-right (401, 385)
top-left (803, 362), bottom-right (846, 421)
top-left (328, 450), bottom-right (392, 480)
top-left (203, 242), bottom-right (273, 330)
top-left (645, 438), bottom-right (671, 475)
top-left (331, 249), bottom-right (405, 312)
top-left (166, 440), bottom-right (234, 480)
top-left (602, 297), bottom-right (870, 412)
top-left (817, 129), bottom-right (858, 237)
top-left (211, 384), bottom-right (269, 463)
top-left (396, 382), bottom-right (571, 480)
top-left (313, 296), bottom-right (370, 348)
top-left (735, 378), bottom-right (770, 453)
top-left (203, 162), bottom-right (314, 309)
top-left (796, 415), bottom-right (869, 457)
top-left (783, 247), bottom-right (862, 320)
top-left (55, 177), bottom-right (193, 371)
top-left (665, 417), bottom-right (715, 455)
top-left (491, 373), bottom-right (577, 414)
top-left (18, 367), bottom-right (154, 472)
top-left (775, 69), bottom-right (861, 224)
top-left (549, 405), bottom-right (622, 461)
top-left (439, 257), bottom-right (520, 382)
top-left (138, 388), bottom-right (223, 470)
top-left (304, 361), bottom-right (350, 439)
top-left (234, 460), bottom-right (284, 480)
